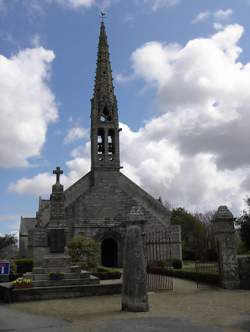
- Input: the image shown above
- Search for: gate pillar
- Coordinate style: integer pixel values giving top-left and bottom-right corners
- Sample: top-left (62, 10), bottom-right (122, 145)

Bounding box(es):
top-left (212, 206), bottom-right (240, 289)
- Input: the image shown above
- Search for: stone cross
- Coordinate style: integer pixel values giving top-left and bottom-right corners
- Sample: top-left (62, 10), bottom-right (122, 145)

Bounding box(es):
top-left (53, 166), bottom-right (63, 184)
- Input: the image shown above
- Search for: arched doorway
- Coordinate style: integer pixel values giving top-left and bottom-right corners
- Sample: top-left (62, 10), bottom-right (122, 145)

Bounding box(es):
top-left (101, 238), bottom-right (118, 267)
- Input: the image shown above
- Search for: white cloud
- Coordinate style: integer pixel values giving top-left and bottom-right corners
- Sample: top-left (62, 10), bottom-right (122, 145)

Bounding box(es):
top-left (64, 127), bottom-right (88, 144)
top-left (143, 0), bottom-right (180, 11)
top-left (52, 0), bottom-right (95, 9)
top-left (192, 8), bottom-right (233, 25)
top-left (0, 47), bottom-right (57, 167)
top-left (10, 24), bottom-right (250, 215)
top-left (214, 8), bottom-right (233, 20)
top-left (192, 11), bottom-right (210, 24)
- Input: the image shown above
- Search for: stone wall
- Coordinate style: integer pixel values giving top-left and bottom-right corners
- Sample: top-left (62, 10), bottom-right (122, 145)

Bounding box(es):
top-left (238, 255), bottom-right (250, 289)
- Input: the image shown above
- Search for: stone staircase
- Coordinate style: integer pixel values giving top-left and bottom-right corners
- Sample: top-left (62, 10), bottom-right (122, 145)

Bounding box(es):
top-left (24, 254), bottom-right (99, 288)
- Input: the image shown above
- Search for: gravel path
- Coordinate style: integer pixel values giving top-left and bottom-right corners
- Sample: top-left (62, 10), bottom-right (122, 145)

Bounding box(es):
top-left (5, 279), bottom-right (250, 332)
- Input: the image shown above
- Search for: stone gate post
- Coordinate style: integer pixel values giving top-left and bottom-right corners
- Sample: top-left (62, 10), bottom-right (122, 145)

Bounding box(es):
top-left (212, 206), bottom-right (240, 289)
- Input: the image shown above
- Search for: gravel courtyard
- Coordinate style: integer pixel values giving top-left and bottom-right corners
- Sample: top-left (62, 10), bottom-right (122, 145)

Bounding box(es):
top-left (6, 279), bottom-right (250, 332)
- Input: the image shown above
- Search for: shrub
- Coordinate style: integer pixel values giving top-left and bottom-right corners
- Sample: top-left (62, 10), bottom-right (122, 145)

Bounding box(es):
top-left (92, 266), bottom-right (121, 280)
top-left (13, 259), bottom-right (33, 274)
top-left (48, 272), bottom-right (64, 281)
top-left (172, 258), bottom-right (183, 269)
top-left (68, 235), bottom-right (98, 271)
top-left (10, 260), bottom-right (17, 274)
top-left (12, 277), bottom-right (32, 287)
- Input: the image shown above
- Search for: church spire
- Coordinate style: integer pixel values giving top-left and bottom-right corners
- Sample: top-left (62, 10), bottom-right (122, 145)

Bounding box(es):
top-left (93, 21), bottom-right (116, 104)
top-left (91, 20), bottom-right (120, 172)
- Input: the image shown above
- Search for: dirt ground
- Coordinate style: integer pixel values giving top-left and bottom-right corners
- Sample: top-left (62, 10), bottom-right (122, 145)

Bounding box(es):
top-left (8, 279), bottom-right (250, 332)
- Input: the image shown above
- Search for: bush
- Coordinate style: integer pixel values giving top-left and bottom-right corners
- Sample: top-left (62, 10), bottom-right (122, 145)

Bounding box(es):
top-left (92, 266), bottom-right (121, 280)
top-left (68, 235), bottom-right (98, 271)
top-left (13, 259), bottom-right (33, 274)
top-left (172, 258), bottom-right (183, 269)
top-left (10, 260), bottom-right (17, 274)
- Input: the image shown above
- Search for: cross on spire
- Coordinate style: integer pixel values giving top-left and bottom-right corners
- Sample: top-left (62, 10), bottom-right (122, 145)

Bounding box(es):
top-left (53, 166), bottom-right (63, 184)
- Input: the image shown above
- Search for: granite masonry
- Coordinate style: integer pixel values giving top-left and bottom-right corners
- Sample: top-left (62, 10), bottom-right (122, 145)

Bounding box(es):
top-left (19, 21), bottom-right (182, 268)
top-left (212, 206), bottom-right (240, 289)
top-left (122, 225), bottom-right (149, 312)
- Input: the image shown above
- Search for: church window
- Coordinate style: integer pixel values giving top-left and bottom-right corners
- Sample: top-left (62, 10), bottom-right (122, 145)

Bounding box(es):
top-left (97, 128), bottom-right (104, 155)
top-left (108, 129), bottom-right (115, 156)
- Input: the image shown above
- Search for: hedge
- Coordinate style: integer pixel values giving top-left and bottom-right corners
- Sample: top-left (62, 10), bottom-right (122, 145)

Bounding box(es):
top-left (147, 266), bottom-right (220, 286)
top-left (92, 271), bottom-right (121, 280)
top-left (92, 266), bottom-right (122, 280)
top-left (13, 259), bottom-right (33, 274)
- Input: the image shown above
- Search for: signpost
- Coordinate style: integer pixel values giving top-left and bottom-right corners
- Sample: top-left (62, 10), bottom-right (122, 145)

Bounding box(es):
top-left (0, 260), bottom-right (10, 282)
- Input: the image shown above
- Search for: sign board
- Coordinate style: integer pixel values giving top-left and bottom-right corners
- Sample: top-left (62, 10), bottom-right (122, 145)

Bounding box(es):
top-left (0, 260), bottom-right (10, 276)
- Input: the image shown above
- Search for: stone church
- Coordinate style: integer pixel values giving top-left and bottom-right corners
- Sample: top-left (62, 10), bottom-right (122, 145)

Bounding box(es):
top-left (19, 21), bottom-right (181, 267)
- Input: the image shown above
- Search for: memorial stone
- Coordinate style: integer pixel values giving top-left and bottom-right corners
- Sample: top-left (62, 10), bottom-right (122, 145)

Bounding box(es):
top-left (122, 225), bottom-right (149, 312)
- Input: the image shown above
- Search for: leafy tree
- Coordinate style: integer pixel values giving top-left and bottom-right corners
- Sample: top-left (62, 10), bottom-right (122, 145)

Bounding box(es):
top-left (68, 235), bottom-right (99, 270)
top-left (170, 207), bottom-right (207, 260)
top-left (0, 234), bottom-right (17, 250)
top-left (238, 197), bottom-right (250, 251)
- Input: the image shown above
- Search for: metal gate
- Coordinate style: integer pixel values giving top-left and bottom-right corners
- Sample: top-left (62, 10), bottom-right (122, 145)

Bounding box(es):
top-left (143, 230), bottom-right (173, 291)
top-left (195, 240), bottom-right (221, 287)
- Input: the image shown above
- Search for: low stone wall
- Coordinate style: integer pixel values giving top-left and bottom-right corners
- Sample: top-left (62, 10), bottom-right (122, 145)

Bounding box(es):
top-left (0, 282), bottom-right (122, 303)
top-left (238, 255), bottom-right (250, 290)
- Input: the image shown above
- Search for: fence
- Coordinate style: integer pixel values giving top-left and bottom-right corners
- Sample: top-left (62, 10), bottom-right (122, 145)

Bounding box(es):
top-left (143, 230), bottom-right (173, 291)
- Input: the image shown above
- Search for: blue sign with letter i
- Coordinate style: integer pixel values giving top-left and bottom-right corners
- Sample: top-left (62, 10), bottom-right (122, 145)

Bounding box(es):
top-left (0, 261), bottom-right (10, 276)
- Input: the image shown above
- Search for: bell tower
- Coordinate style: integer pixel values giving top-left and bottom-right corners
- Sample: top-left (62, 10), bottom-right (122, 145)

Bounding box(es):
top-left (91, 21), bottom-right (120, 172)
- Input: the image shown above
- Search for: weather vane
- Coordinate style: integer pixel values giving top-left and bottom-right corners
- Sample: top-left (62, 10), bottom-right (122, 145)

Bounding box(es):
top-left (100, 10), bottom-right (106, 22)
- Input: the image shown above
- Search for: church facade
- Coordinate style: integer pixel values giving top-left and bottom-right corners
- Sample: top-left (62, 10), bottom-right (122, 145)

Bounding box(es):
top-left (19, 22), bottom-right (181, 267)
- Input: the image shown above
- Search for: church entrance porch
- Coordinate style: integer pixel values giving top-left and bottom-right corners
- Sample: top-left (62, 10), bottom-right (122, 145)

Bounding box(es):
top-left (101, 238), bottom-right (118, 267)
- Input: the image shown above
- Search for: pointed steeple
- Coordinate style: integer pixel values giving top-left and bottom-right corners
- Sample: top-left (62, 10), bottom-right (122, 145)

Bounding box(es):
top-left (93, 21), bottom-right (116, 105)
top-left (91, 21), bottom-right (120, 172)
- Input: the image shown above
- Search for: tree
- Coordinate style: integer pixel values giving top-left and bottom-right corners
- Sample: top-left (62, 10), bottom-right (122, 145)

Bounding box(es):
top-left (238, 197), bottom-right (250, 251)
top-left (0, 234), bottom-right (17, 250)
top-left (68, 235), bottom-right (99, 271)
top-left (170, 207), bottom-right (206, 260)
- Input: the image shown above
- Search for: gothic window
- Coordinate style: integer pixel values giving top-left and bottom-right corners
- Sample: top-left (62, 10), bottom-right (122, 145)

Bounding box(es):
top-left (97, 128), bottom-right (104, 155)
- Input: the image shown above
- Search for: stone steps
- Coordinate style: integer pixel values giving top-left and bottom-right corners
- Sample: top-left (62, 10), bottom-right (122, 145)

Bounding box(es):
top-left (32, 276), bottom-right (99, 288)
top-left (32, 271), bottom-right (90, 281)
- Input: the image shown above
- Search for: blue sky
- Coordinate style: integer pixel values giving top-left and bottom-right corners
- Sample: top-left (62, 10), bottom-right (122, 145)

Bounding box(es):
top-left (1, 0), bottom-right (250, 235)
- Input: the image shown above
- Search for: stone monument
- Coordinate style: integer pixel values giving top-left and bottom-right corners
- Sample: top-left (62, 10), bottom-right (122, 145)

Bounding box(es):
top-left (24, 167), bottom-right (99, 290)
top-left (122, 225), bottom-right (149, 312)
top-left (212, 205), bottom-right (240, 289)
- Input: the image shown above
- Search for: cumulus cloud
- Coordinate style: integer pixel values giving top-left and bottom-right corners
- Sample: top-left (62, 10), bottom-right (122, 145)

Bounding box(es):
top-left (9, 24), bottom-right (250, 214)
top-left (64, 127), bottom-right (88, 144)
top-left (0, 47), bottom-right (57, 167)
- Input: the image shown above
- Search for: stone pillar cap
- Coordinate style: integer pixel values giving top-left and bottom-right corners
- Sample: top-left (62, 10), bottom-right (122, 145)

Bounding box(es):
top-left (213, 205), bottom-right (234, 221)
